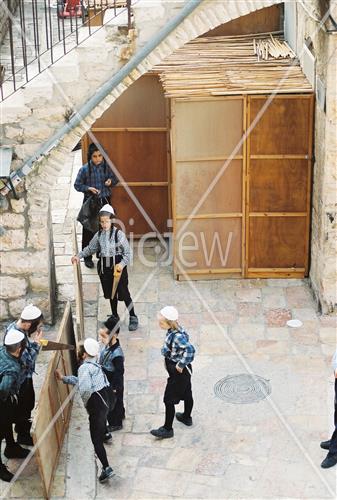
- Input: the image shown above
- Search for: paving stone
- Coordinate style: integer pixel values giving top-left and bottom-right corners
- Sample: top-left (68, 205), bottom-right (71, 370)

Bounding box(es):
top-left (127, 394), bottom-right (159, 415)
top-left (286, 286), bottom-right (315, 308)
top-left (291, 308), bottom-right (319, 321)
top-left (264, 308), bottom-right (292, 326)
top-left (235, 288), bottom-right (262, 302)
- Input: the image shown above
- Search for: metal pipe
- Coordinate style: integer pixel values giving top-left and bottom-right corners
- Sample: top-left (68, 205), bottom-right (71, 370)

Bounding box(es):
top-left (16, 0), bottom-right (203, 180)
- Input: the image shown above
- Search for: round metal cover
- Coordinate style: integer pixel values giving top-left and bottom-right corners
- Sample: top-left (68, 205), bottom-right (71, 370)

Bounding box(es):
top-left (214, 374), bottom-right (271, 404)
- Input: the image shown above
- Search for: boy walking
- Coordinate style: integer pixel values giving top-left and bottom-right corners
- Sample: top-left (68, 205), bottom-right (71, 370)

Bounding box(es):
top-left (150, 306), bottom-right (195, 439)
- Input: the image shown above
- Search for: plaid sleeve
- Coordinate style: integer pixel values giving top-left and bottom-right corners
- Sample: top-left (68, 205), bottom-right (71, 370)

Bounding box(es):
top-left (175, 334), bottom-right (195, 369)
top-left (74, 165), bottom-right (89, 193)
top-left (79, 232), bottom-right (99, 259)
top-left (118, 231), bottom-right (132, 267)
top-left (62, 375), bottom-right (78, 386)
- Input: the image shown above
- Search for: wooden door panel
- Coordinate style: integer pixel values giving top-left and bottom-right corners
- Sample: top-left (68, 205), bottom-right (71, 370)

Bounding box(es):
top-left (176, 217), bottom-right (242, 273)
top-left (176, 160), bottom-right (242, 216)
top-left (175, 98), bottom-right (244, 159)
top-left (91, 131), bottom-right (167, 182)
top-left (113, 186), bottom-right (168, 235)
top-left (248, 217), bottom-right (307, 269)
top-left (249, 96), bottom-right (312, 155)
top-left (249, 159), bottom-right (309, 212)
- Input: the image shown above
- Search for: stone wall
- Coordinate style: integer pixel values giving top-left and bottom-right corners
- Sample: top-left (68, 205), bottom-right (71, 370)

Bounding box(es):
top-left (0, 189), bottom-right (55, 322)
top-left (293, 0), bottom-right (337, 312)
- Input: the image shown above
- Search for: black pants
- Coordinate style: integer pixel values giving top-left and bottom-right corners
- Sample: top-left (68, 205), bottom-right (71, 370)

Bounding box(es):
top-left (328, 379), bottom-right (337, 457)
top-left (82, 227), bottom-right (95, 261)
top-left (6, 378), bottom-right (35, 445)
top-left (86, 389), bottom-right (110, 469)
top-left (163, 359), bottom-right (193, 431)
top-left (0, 397), bottom-right (18, 464)
top-left (107, 387), bottom-right (125, 427)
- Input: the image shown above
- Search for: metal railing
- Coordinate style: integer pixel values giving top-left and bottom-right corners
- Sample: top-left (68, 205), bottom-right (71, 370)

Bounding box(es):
top-left (0, 0), bottom-right (132, 101)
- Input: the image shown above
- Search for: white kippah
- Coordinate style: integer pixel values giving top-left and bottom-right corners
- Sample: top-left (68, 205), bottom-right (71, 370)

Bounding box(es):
top-left (5, 328), bottom-right (25, 346)
top-left (21, 304), bottom-right (42, 321)
top-left (160, 306), bottom-right (179, 321)
top-left (84, 338), bottom-right (100, 357)
top-left (99, 204), bottom-right (115, 216)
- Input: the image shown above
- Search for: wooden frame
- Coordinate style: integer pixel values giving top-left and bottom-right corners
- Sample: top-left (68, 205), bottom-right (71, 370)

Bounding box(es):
top-left (32, 302), bottom-right (77, 499)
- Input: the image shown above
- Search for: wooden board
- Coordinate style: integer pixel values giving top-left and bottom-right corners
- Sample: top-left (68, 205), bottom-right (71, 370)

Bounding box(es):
top-left (32, 302), bottom-right (77, 499)
top-left (246, 94), bottom-right (314, 277)
top-left (72, 222), bottom-right (84, 341)
top-left (175, 98), bottom-right (244, 159)
top-left (201, 5), bottom-right (282, 37)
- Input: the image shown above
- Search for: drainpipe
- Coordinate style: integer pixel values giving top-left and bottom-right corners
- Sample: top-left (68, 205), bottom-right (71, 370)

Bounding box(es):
top-left (13, 0), bottom-right (203, 182)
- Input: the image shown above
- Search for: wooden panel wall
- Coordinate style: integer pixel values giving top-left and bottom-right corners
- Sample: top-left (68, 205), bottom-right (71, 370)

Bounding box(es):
top-left (82, 75), bottom-right (169, 236)
top-left (32, 302), bottom-right (77, 499)
top-left (172, 97), bottom-right (245, 279)
top-left (201, 4), bottom-right (283, 37)
top-left (246, 94), bottom-right (314, 277)
top-left (171, 94), bottom-right (314, 279)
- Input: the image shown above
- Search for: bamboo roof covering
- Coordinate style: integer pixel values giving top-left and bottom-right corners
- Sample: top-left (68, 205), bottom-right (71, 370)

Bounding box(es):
top-left (155, 33), bottom-right (313, 97)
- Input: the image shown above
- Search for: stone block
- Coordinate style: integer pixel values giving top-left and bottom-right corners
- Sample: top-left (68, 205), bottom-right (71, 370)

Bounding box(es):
top-left (27, 227), bottom-right (47, 250)
top-left (4, 125), bottom-right (24, 140)
top-left (0, 276), bottom-right (27, 299)
top-left (0, 229), bottom-right (26, 250)
top-left (9, 197), bottom-right (26, 213)
top-left (0, 300), bottom-right (9, 320)
top-left (22, 121), bottom-right (53, 142)
top-left (0, 250), bottom-right (48, 274)
top-left (264, 308), bottom-right (292, 327)
top-left (29, 275), bottom-right (49, 293)
top-left (0, 212), bottom-right (25, 228)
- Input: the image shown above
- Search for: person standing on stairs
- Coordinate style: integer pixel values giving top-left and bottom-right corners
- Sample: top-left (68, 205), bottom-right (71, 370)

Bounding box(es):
top-left (74, 142), bottom-right (119, 269)
top-left (71, 204), bottom-right (139, 331)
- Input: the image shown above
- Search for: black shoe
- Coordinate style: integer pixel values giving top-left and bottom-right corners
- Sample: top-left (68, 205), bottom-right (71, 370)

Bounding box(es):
top-left (84, 259), bottom-right (94, 269)
top-left (320, 440), bottom-right (331, 450)
top-left (175, 412), bottom-right (193, 426)
top-left (99, 466), bottom-right (115, 483)
top-left (104, 432), bottom-right (112, 443)
top-left (150, 426), bottom-right (174, 439)
top-left (17, 434), bottom-right (34, 446)
top-left (4, 444), bottom-right (30, 459)
top-left (128, 315), bottom-right (138, 331)
top-left (321, 454), bottom-right (337, 468)
top-left (107, 425), bottom-right (122, 432)
top-left (0, 464), bottom-right (14, 482)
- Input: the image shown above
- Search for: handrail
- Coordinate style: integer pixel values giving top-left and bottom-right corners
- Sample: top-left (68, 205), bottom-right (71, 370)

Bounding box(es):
top-left (0, 0), bottom-right (133, 101)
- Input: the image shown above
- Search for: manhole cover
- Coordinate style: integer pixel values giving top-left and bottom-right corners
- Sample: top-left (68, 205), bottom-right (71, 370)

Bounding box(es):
top-left (214, 374), bottom-right (271, 404)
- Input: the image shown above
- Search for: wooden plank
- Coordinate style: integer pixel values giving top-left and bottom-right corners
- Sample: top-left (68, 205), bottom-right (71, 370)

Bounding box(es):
top-left (116, 181), bottom-right (168, 187)
top-left (72, 222), bottom-right (84, 342)
top-left (177, 271), bottom-right (241, 281)
top-left (176, 156), bottom-right (243, 162)
top-left (32, 302), bottom-right (77, 499)
top-left (244, 96), bottom-right (251, 277)
top-left (304, 94), bottom-right (314, 275)
top-left (176, 213), bottom-right (242, 220)
top-left (242, 95), bottom-right (247, 277)
top-left (249, 212), bottom-right (307, 217)
top-left (171, 98), bottom-right (178, 277)
top-left (91, 127), bottom-right (168, 132)
top-left (250, 154), bottom-right (310, 159)
top-left (247, 269), bottom-right (305, 278)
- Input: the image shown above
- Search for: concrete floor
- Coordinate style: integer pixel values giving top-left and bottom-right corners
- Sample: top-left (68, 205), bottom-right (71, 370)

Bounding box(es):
top-left (2, 150), bottom-right (337, 499)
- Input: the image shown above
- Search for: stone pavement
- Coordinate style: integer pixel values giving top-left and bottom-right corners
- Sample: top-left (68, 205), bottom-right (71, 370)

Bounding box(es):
top-left (2, 150), bottom-right (337, 499)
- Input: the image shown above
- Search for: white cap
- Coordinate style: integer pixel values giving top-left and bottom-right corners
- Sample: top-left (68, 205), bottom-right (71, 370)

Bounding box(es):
top-left (160, 306), bottom-right (179, 321)
top-left (84, 338), bottom-right (100, 357)
top-left (21, 304), bottom-right (42, 321)
top-left (5, 328), bottom-right (25, 346)
top-left (99, 204), bottom-right (115, 216)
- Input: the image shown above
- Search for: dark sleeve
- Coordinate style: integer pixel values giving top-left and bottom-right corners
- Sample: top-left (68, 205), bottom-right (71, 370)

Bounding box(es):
top-left (105, 163), bottom-right (119, 186)
top-left (0, 373), bottom-right (16, 401)
top-left (74, 166), bottom-right (90, 193)
top-left (111, 357), bottom-right (124, 390)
